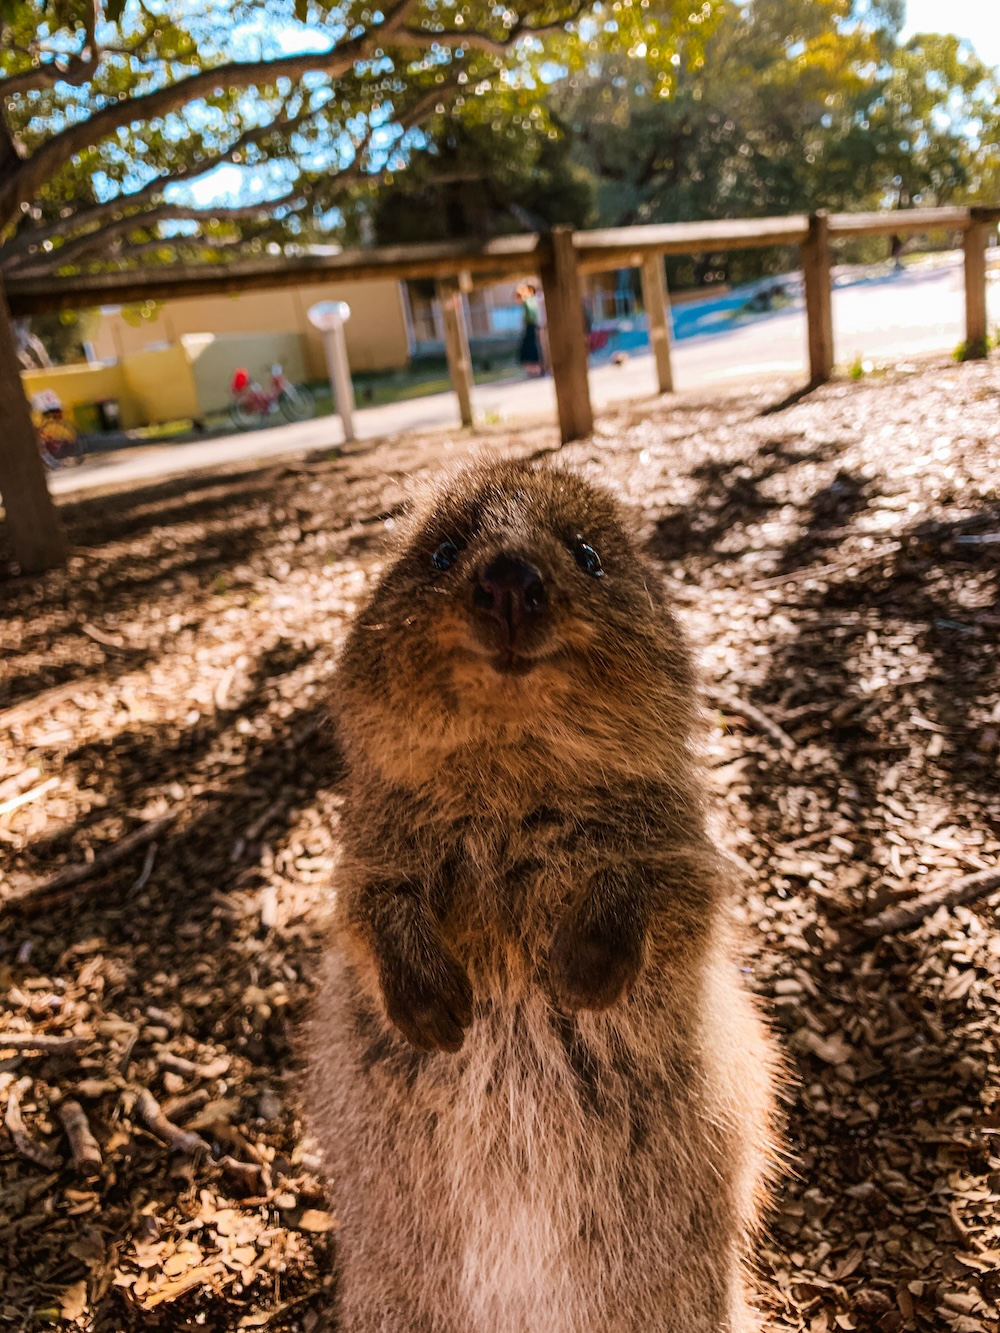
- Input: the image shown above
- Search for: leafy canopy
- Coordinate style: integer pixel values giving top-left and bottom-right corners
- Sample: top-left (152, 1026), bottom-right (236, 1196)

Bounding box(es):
top-left (0, 0), bottom-right (717, 277)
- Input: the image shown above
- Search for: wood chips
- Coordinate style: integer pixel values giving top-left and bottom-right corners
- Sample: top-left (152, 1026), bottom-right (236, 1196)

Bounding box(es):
top-left (1, 355), bottom-right (998, 1330)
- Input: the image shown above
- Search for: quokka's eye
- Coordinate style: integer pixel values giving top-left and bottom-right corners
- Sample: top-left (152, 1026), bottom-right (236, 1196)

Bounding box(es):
top-left (573, 539), bottom-right (604, 578)
top-left (432, 540), bottom-right (460, 572)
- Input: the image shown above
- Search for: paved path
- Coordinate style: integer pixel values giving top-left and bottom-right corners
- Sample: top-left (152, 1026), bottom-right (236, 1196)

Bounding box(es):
top-left (52, 251), bottom-right (998, 497)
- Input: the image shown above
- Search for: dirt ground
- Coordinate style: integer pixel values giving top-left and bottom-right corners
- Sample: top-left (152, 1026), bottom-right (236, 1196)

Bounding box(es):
top-left (1, 357), bottom-right (999, 1332)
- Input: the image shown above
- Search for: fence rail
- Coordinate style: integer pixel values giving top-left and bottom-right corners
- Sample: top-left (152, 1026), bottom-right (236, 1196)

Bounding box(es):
top-left (3, 203), bottom-right (1000, 572)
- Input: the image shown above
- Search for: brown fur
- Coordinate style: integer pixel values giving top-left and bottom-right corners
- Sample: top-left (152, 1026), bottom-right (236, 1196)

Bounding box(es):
top-left (309, 460), bottom-right (779, 1332)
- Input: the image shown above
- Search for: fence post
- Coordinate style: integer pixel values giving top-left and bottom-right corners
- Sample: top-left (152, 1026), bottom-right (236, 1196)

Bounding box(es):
top-left (963, 211), bottom-right (990, 360)
top-left (540, 227), bottom-right (593, 443)
top-left (802, 211), bottom-right (834, 384)
top-left (0, 281), bottom-right (68, 573)
top-left (436, 277), bottom-right (475, 427)
top-left (640, 253), bottom-right (674, 394)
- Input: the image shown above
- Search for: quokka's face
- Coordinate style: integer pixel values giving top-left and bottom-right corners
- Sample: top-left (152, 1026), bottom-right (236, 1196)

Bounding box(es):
top-left (359, 464), bottom-right (662, 702)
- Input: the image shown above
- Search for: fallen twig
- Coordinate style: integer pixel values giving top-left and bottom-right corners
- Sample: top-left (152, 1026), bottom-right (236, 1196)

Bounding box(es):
top-left (706, 686), bottom-right (797, 754)
top-left (863, 866), bottom-right (1000, 937)
top-left (5, 1079), bottom-right (61, 1170)
top-left (214, 664), bottom-right (237, 711)
top-left (129, 843), bottom-right (157, 895)
top-left (0, 676), bottom-right (105, 731)
top-left (0, 777), bottom-right (58, 819)
top-left (157, 1051), bottom-right (230, 1082)
top-left (145, 1005), bottom-right (181, 1032)
top-left (80, 622), bottom-right (140, 652)
top-left (134, 1087), bottom-right (208, 1158)
top-left (58, 1099), bottom-right (102, 1175)
top-left (0, 1032), bottom-right (88, 1054)
top-left (245, 799), bottom-right (286, 844)
top-left (218, 1154), bottom-right (269, 1191)
top-left (161, 1088), bottom-right (210, 1123)
top-left (748, 545), bottom-right (897, 591)
top-left (4, 812), bottom-right (179, 909)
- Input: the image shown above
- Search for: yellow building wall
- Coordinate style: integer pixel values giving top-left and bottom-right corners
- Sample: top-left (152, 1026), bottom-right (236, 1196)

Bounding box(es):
top-left (20, 362), bottom-right (142, 429)
top-left (90, 279), bottom-right (410, 374)
top-left (21, 345), bottom-right (201, 429)
top-left (123, 343), bottom-right (200, 423)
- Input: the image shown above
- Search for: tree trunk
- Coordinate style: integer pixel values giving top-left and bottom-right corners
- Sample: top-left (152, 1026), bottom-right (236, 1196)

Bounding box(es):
top-left (0, 280), bottom-right (68, 572)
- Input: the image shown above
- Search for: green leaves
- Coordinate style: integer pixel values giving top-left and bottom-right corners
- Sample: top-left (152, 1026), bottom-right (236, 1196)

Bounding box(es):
top-left (2, 0), bottom-right (997, 283)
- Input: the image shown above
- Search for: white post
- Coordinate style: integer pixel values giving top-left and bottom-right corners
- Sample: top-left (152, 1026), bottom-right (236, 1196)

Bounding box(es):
top-left (307, 300), bottom-right (355, 444)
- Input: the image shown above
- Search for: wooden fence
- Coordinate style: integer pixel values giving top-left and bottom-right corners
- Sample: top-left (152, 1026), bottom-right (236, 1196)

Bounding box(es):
top-left (2, 204), bottom-right (998, 572)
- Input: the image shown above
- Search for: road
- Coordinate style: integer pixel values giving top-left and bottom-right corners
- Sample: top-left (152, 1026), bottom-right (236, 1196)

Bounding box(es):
top-left (52, 251), bottom-right (998, 497)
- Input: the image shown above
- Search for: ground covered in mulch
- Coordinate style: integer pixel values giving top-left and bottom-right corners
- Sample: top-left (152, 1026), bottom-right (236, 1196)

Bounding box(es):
top-left (1, 356), bottom-right (999, 1332)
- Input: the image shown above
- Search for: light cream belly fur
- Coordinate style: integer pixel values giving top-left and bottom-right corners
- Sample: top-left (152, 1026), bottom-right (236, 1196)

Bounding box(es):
top-left (311, 949), bottom-right (771, 1333)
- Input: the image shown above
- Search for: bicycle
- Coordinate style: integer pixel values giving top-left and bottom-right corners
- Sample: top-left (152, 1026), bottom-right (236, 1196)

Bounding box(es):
top-left (229, 365), bottom-right (314, 430)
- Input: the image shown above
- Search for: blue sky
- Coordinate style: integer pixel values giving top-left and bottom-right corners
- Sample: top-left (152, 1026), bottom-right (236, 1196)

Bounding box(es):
top-left (901, 0), bottom-right (1000, 65)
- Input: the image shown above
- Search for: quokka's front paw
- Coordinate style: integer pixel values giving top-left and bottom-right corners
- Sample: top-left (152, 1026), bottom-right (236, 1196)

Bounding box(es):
top-left (548, 910), bottom-right (644, 1013)
top-left (380, 944), bottom-right (474, 1054)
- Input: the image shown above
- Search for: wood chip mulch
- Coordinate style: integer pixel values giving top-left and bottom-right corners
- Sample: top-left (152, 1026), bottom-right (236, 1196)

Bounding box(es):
top-left (1, 356), bottom-right (998, 1331)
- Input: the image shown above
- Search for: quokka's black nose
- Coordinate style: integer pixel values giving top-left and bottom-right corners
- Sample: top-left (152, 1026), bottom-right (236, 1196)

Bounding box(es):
top-left (473, 554), bottom-right (548, 631)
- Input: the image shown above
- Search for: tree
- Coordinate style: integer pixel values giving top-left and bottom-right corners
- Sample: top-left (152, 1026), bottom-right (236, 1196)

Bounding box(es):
top-left (0, 0), bottom-right (715, 281)
top-left (552, 0), bottom-right (1000, 283)
top-left (822, 32), bottom-right (1000, 208)
top-left (352, 110), bottom-right (597, 247)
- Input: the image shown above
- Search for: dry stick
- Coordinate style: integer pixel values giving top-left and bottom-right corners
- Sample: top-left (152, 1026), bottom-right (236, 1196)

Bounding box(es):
top-left (145, 1005), bottom-right (181, 1032)
top-left (863, 866), bottom-right (1000, 938)
top-left (748, 545), bottom-right (896, 591)
top-left (161, 1088), bottom-right (210, 1123)
top-left (0, 675), bottom-right (105, 731)
top-left (244, 798), bottom-right (285, 843)
top-left (706, 686), bottom-right (797, 753)
top-left (134, 1087), bottom-right (208, 1158)
top-left (5, 1080), bottom-right (61, 1170)
top-left (157, 1051), bottom-right (230, 1081)
top-left (4, 811), bottom-right (178, 909)
top-left (0, 1032), bottom-right (88, 1053)
top-left (79, 622), bottom-right (140, 652)
top-left (130, 842), bottom-right (157, 895)
top-left (218, 1155), bottom-right (267, 1190)
top-left (0, 777), bottom-right (58, 818)
top-left (58, 1099), bottom-right (102, 1175)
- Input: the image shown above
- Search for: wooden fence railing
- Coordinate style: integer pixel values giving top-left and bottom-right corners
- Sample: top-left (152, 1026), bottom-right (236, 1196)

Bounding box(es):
top-left (2, 204), bottom-right (998, 571)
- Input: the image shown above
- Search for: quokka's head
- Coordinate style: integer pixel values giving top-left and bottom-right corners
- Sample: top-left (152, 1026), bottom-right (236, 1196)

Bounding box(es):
top-left (337, 460), bottom-right (695, 768)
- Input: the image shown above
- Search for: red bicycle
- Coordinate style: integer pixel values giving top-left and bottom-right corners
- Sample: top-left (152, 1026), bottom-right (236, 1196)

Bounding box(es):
top-left (229, 364), bottom-right (314, 430)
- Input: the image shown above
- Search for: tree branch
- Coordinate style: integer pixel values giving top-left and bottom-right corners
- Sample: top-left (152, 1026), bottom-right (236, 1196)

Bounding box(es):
top-left (1, 0), bottom-right (100, 97)
top-left (1, 101), bottom-right (320, 266)
top-left (0, 0), bottom-right (421, 231)
top-left (400, 7), bottom-right (582, 56)
top-left (1, 56), bottom-right (462, 278)
top-left (5, 194), bottom-right (302, 275)
top-left (94, 230), bottom-right (274, 267)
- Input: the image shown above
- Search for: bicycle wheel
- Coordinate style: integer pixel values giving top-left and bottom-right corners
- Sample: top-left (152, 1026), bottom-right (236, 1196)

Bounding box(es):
top-left (230, 392), bottom-right (264, 430)
top-left (279, 384), bottom-right (314, 422)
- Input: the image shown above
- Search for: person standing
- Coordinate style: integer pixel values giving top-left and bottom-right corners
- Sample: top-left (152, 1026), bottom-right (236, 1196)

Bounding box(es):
top-left (517, 283), bottom-right (544, 376)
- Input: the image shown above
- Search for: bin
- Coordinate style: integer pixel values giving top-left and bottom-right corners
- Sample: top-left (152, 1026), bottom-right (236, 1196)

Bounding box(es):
top-left (97, 399), bottom-right (121, 431)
